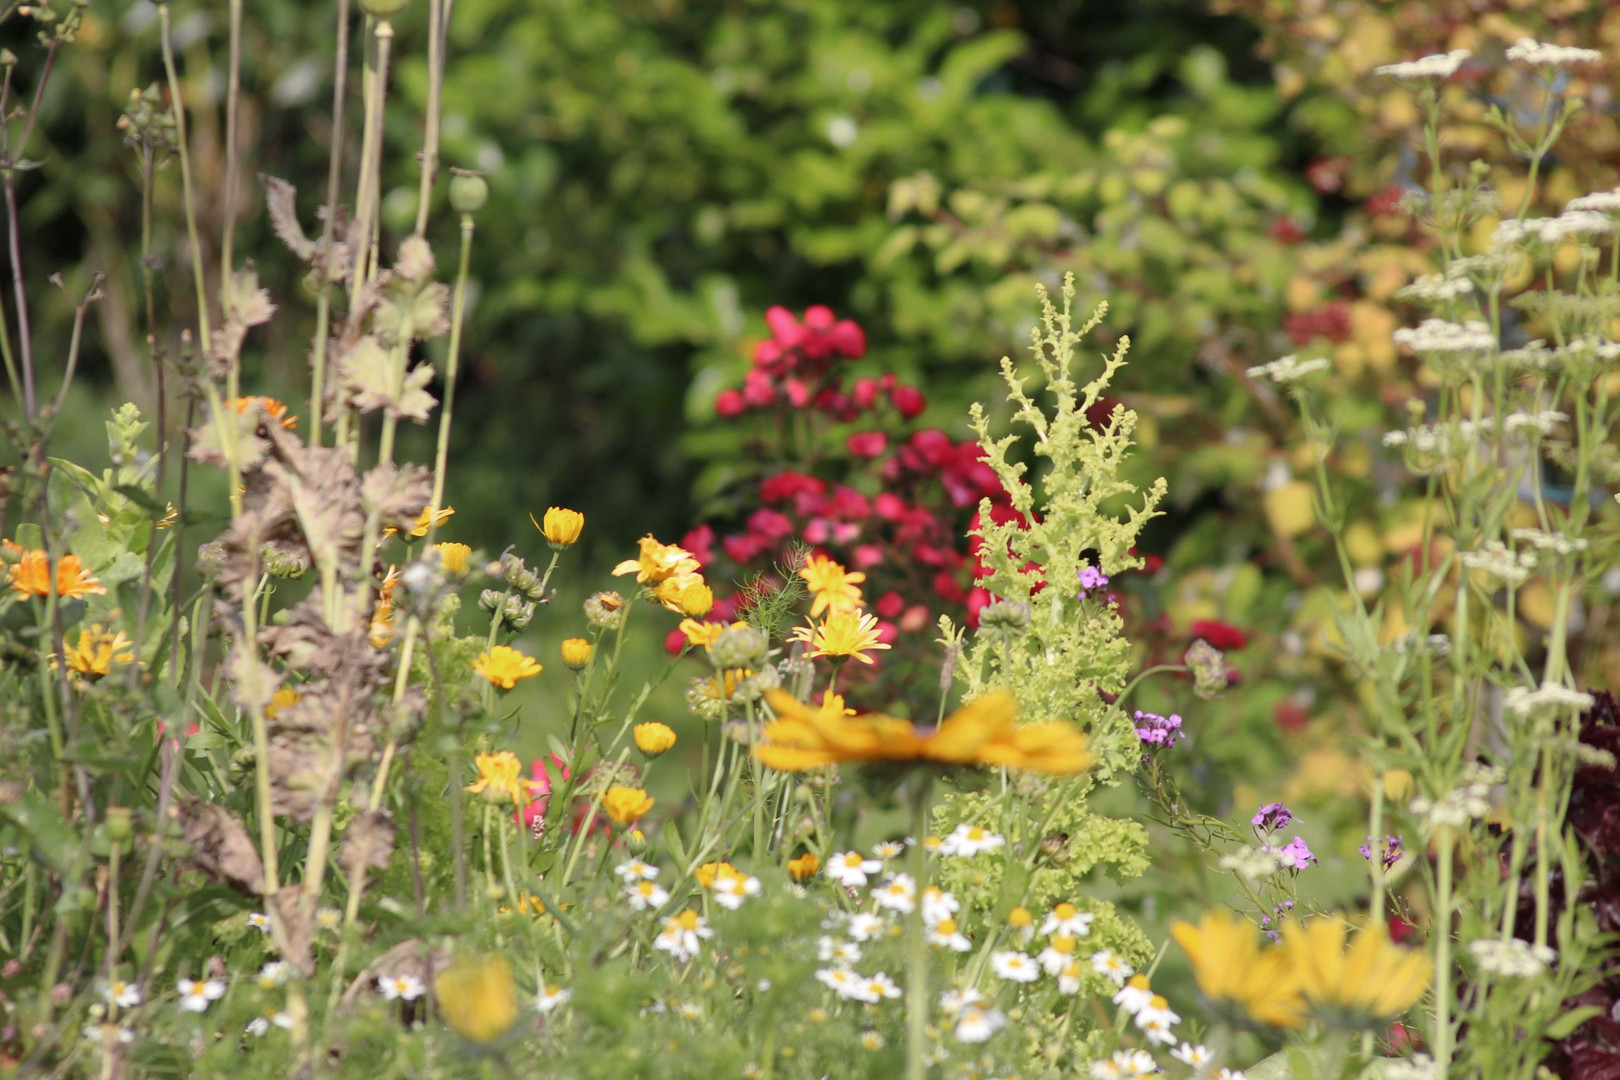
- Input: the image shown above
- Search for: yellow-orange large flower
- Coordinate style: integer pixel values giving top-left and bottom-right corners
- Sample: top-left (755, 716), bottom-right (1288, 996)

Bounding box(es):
top-left (790, 609), bottom-right (890, 665)
top-left (798, 555), bottom-right (865, 617)
top-left (612, 534), bottom-right (701, 585)
top-left (1280, 917), bottom-right (1432, 1028)
top-left (465, 751), bottom-right (539, 807)
top-left (755, 689), bottom-right (1093, 774)
top-left (7, 544), bottom-right (106, 600)
top-left (1172, 911), bottom-right (1304, 1028)
top-left (58, 624), bottom-right (134, 681)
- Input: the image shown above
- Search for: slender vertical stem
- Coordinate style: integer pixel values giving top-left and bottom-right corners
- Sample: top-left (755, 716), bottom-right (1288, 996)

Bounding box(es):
top-left (220, 0), bottom-right (244, 298)
top-left (158, 6), bottom-right (212, 355)
top-left (3, 170), bottom-right (33, 420)
top-left (308, 0), bottom-right (351, 447)
top-left (413, 0), bottom-right (445, 236)
top-left (426, 215), bottom-right (474, 531)
top-left (905, 775), bottom-right (933, 1080)
top-left (1433, 835), bottom-right (1453, 1079)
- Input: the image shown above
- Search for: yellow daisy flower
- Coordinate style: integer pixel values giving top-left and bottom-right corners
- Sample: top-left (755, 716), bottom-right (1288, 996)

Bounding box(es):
top-left (790, 610), bottom-right (890, 665)
top-left (474, 645), bottom-right (542, 689)
top-left (798, 554), bottom-right (865, 617)
top-left (465, 751), bottom-right (539, 807)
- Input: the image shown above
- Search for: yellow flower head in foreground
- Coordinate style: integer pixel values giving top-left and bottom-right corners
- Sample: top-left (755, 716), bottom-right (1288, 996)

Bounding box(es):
top-left (386, 505), bottom-right (454, 539)
top-left (788, 852), bottom-right (821, 881)
top-left (613, 534), bottom-right (700, 585)
top-left (534, 506), bottom-right (584, 549)
top-left (666, 579), bottom-right (713, 618)
top-left (434, 954), bottom-right (518, 1044)
top-left (790, 609), bottom-right (891, 665)
top-left (7, 544), bottom-right (106, 600)
top-left (1171, 911), bottom-right (1303, 1029)
top-left (695, 861), bottom-right (739, 889)
top-left (59, 624), bottom-right (133, 681)
top-left (602, 785), bottom-right (655, 826)
top-left (265, 687), bottom-right (301, 719)
top-left (433, 542), bottom-right (472, 575)
top-left (474, 645), bottom-right (542, 690)
top-left (1281, 917), bottom-right (1432, 1028)
top-left (231, 395), bottom-right (297, 429)
top-left (755, 689), bottom-right (1094, 774)
top-left (799, 555), bottom-right (865, 618)
top-left (465, 751), bottom-right (538, 807)
top-left (634, 721), bottom-right (677, 757)
top-left (560, 637), bottom-right (594, 671)
top-left (678, 618), bottom-right (729, 648)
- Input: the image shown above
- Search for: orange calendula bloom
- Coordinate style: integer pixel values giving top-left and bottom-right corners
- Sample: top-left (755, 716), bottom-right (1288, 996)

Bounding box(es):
top-left (57, 624), bottom-right (134, 681)
top-left (798, 555), bottom-right (865, 618)
top-left (434, 954), bottom-right (518, 1044)
top-left (231, 395), bottom-right (297, 429)
top-left (465, 750), bottom-right (540, 807)
top-left (602, 786), bottom-right (655, 826)
top-left (560, 637), bottom-right (593, 670)
top-left (533, 507), bottom-right (584, 549)
top-left (790, 609), bottom-right (890, 665)
top-left (634, 722), bottom-right (677, 757)
top-left (386, 506), bottom-right (454, 539)
top-left (754, 689), bottom-right (1094, 774)
top-left (788, 852), bottom-right (821, 881)
top-left (7, 543), bottom-right (106, 600)
top-left (474, 645), bottom-right (542, 689)
top-left (433, 542), bottom-right (472, 575)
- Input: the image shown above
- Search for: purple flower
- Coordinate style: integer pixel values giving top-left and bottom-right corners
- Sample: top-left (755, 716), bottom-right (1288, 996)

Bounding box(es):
top-left (1251, 802), bottom-right (1294, 833)
top-left (1134, 710), bottom-right (1183, 748)
top-left (1359, 834), bottom-right (1403, 870)
top-left (1077, 566), bottom-right (1110, 596)
top-left (1274, 836), bottom-right (1317, 870)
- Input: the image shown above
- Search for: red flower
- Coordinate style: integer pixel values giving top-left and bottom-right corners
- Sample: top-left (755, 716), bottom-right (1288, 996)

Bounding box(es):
top-left (759, 471), bottom-right (825, 504)
top-left (852, 377), bottom-right (880, 409)
top-left (1269, 217), bottom-right (1305, 245)
top-left (846, 431), bottom-right (887, 458)
top-left (890, 385), bottom-right (926, 418)
top-left (715, 389), bottom-right (745, 418)
top-left (1190, 619), bottom-right (1247, 651)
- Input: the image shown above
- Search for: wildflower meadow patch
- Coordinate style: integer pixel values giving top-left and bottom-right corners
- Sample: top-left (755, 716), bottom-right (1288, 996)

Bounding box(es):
top-left (0, 5), bottom-right (1617, 1080)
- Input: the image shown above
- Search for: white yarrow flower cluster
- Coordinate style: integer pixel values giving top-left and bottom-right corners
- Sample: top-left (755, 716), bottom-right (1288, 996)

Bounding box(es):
top-left (1510, 527), bottom-right (1590, 560)
top-left (1392, 319), bottom-right (1495, 354)
top-left (1410, 765), bottom-right (1500, 831)
top-left (1493, 213), bottom-right (1614, 249)
top-left (1374, 50), bottom-right (1470, 81)
top-left (1394, 271), bottom-right (1474, 304)
top-left (1504, 38), bottom-right (1602, 68)
top-left (1387, 632), bottom-right (1451, 657)
top-left (1469, 938), bottom-right (1557, 978)
top-left (1246, 354), bottom-right (1330, 385)
top-left (1505, 682), bottom-right (1596, 718)
top-left (1458, 540), bottom-right (1536, 588)
top-left (1219, 844), bottom-right (1282, 885)
top-left (1568, 190), bottom-right (1620, 214)
top-left (1502, 410), bottom-right (1567, 437)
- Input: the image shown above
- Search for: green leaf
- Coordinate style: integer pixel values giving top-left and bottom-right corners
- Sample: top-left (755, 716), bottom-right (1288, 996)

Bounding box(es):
top-left (1545, 1005), bottom-right (1604, 1041)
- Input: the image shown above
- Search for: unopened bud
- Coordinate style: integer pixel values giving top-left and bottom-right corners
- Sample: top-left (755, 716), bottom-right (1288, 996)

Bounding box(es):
top-left (449, 169), bottom-right (488, 215)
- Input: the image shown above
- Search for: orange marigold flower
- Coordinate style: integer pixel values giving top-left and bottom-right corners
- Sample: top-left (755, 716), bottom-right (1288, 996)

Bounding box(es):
top-left (231, 395), bottom-right (297, 429)
top-left (7, 544), bottom-right (106, 600)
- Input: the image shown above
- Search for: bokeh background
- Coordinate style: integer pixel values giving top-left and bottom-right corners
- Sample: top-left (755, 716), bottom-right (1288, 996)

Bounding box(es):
top-left (9, 0), bottom-right (1620, 990)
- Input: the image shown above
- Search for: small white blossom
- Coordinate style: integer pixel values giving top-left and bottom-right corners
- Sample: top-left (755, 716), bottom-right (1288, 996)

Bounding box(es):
top-left (873, 873), bottom-right (917, 914)
top-left (847, 912), bottom-right (884, 942)
top-left (1091, 949), bottom-right (1133, 986)
top-left (246, 912), bottom-right (270, 933)
top-left (104, 980), bottom-right (141, 1009)
top-left (926, 918), bottom-right (973, 952)
top-left (1374, 50), bottom-right (1470, 81)
top-left (938, 987), bottom-right (985, 1015)
top-left (1505, 38), bottom-right (1602, 68)
top-left (536, 984), bottom-right (572, 1013)
top-left (920, 886), bottom-right (960, 926)
top-left (1510, 527), bottom-right (1590, 559)
top-left (653, 911), bottom-right (714, 963)
top-left (989, 950), bottom-right (1039, 983)
top-left (614, 859), bottom-right (659, 882)
top-left (1395, 272), bottom-right (1474, 303)
top-left (623, 878), bottom-right (671, 911)
top-left (1246, 354), bottom-right (1331, 385)
top-left (709, 869), bottom-right (762, 910)
top-left (1037, 935), bottom-right (1082, 975)
top-left (1392, 318), bottom-right (1495, 354)
top-left (1469, 938), bottom-right (1557, 978)
top-left (953, 1005), bottom-right (1007, 1043)
top-left (1039, 902), bottom-right (1093, 937)
top-left (1219, 844), bottom-right (1282, 886)
top-left (1458, 540), bottom-right (1536, 588)
top-left (177, 978), bottom-right (226, 1013)
top-left (1172, 1042), bottom-right (1214, 1066)
top-left (1502, 410), bottom-right (1567, 438)
top-left (1568, 190), bottom-right (1620, 214)
top-left (826, 850), bottom-right (882, 888)
top-left (817, 935), bottom-right (863, 963)
top-left (1057, 958), bottom-right (1084, 995)
top-left (378, 974), bottom-right (425, 1001)
top-left (1135, 994), bottom-right (1180, 1044)
top-left (936, 823), bottom-right (1005, 857)
top-left (257, 962), bottom-right (291, 990)
top-left (871, 840), bottom-right (904, 860)
top-left (1113, 975), bottom-right (1155, 1013)
top-left (1505, 682), bottom-right (1596, 718)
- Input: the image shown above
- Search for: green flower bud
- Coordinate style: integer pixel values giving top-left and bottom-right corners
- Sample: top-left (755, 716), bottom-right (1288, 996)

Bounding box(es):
top-left (357, 0), bottom-right (411, 17)
top-left (449, 170), bottom-right (489, 215)
top-left (708, 624), bottom-right (767, 671)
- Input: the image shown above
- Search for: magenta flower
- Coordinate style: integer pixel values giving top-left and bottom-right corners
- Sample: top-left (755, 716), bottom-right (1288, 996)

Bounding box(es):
top-left (1134, 710), bottom-right (1183, 748)
top-left (518, 754), bottom-right (571, 829)
top-left (1251, 802), bottom-right (1294, 833)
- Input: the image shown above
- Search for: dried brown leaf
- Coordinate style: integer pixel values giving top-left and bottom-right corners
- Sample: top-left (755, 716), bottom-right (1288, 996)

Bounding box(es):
top-left (174, 799), bottom-right (265, 897)
top-left (340, 810), bottom-right (396, 877)
top-left (262, 175), bottom-right (315, 261)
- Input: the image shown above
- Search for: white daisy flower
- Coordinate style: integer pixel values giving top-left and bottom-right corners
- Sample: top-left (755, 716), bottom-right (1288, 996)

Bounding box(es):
top-left (104, 980), bottom-right (141, 1009)
top-left (653, 911), bottom-right (713, 962)
top-left (989, 950), bottom-right (1039, 983)
top-left (614, 859), bottom-right (659, 882)
top-left (953, 1005), bottom-right (1007, 1043)
top-left (378, 974), bottom-right (425, 1001)
top-left (871, 841), bottom-right (904, 860)
top-left (1112, 974), bottom-right (1154, 1014)
top-left (817, 935), bottom-right (862, 963)
top-left (847, 913), bottom-right (884, 942)
top-left (246, 1017), bottom-right (270, 1037)
top-left (246, 1011), bottom-right (293, 1036)
top-left (1036, 934), bottom-right (1081, 975)
top-left (316, 908), bottom-right (341, 930)
top-left (1215, 1071), bottom-right (1250, 1080)
top-left (710, 870), bottom-right (762, 910)
top-left (826, 851), bottom-right (883, 888)
top-left (1089, 1062), bottom-right (1123, 1080)
top-left (873, 873), bottom-right (917, 914)
top-left (536, 984), bottom-right (572, 1013)
top-left (1057, 959), bottom-right (1083, 995)
top-left (1090, 949), bottom-right (1133, 986)
top-left (257, 962), bottom-right (291, 989)
top-left (850, 972), bottom-right (901, 1003)
top-left (245, 912), bottom-right (270, 933)
top-left (937, 823), bottom-right (1005, 857)
top-left (938, 987), bottom-right (984, 1015)
top-left (177, 978), bottom-right (225, 1013)
top-left (1134, 994), bottom-right (1180, 1043)
top-left (919, 886), bottom-right (959, 926)
top-left (1039, 902), bottom-right (1093, 938)
top-left (1115, 1049), bottom-right (1159, 1077)
top-left (815, 967), bottom-right (861, 998)
top-left (1171, 1043), bottom-right (1213, 1067)
top-left (623, 879), bottom-right (671, 911)
top-left (926, 918), bottom-right (972, 952)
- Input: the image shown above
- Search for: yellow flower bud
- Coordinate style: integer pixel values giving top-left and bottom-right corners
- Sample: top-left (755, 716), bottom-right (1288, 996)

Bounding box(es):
top-left (560, 637), bottom-right (594, 671)
top-left (787, 852), bottom-right (820, 881)
top-left (677, 581), bottom-right (714, 618)
top-left (634, 722), bottom-right (677, 757)
top-left (533, 507), bottom-right (584, 549)
top-left (433, 541), bottom-right (472, 576)
top-left (434, 954), bottom-right (518, 1044)
top-left (601, 785), bottom-right (654, 826)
